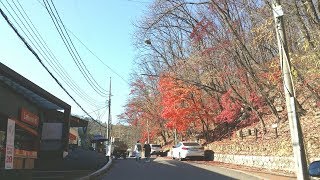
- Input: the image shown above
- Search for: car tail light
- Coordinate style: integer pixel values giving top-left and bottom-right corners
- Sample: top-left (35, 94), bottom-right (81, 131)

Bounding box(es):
top-left (182, 147), bottom-right (188, 150)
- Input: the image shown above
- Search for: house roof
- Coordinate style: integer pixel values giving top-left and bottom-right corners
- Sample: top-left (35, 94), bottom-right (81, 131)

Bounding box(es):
top-left (0, 62), bottom-right (71, 111)
top-left (70, 115), bottom-right (89, 127)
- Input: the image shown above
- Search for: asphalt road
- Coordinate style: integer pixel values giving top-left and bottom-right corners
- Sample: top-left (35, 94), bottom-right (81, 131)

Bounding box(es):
top-left (100, 157), bottom-right (261, 180)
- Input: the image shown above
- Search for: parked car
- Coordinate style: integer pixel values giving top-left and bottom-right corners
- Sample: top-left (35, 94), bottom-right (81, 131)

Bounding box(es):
top-left (130, 150), bottom-right (136, 157)
top-left (150, 144), bottom-right (162, 156)
top-left (171, 142), bottom-right (204, 161)
top-left (309, 161), bottom-right (320, 178)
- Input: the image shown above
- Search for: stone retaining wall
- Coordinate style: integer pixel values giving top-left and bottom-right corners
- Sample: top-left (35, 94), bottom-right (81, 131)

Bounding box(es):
top-left (214, 153), bottom-right (296, 172)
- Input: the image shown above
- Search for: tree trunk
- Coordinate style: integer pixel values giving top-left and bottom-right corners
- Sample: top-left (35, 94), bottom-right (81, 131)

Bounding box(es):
top-left (301, 0), bottom-right (320, 25)
top-left (160, 130), bottom-right (167, 144)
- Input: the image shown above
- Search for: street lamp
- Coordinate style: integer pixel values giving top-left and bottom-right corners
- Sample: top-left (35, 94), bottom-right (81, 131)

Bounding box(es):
top-left (145, 39), bottom-right (151, 45)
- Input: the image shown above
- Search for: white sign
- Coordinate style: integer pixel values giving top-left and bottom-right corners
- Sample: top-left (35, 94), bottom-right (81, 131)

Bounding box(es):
top-left (41, 123), bottom-right (62, 140)
top-left (273, 5), bottom-right (284, 18)
top-left (5, 119), bottom-right (15, 169)
top-left (5, 146), bottom-right (14, 169)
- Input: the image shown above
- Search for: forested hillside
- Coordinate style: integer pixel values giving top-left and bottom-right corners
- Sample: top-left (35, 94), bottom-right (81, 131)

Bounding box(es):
top-left (118, 0), bottom-right (320, 157)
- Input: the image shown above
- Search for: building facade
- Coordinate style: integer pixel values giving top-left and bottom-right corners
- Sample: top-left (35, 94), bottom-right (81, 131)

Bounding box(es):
top-left (0, 63), bottom-right (71, 169)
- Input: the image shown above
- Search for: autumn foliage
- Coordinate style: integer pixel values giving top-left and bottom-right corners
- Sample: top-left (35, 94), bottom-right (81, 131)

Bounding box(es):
top-left (215, 89), bottom-right (241, 124)
top-left (125, 0), bottom-right (320, 145)
top-left (158, 74), bottom-right (200, 132)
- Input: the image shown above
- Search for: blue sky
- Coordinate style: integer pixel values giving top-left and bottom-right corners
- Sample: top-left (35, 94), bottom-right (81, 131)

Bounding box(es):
top-left (0, 0), bottom-right (151, 124)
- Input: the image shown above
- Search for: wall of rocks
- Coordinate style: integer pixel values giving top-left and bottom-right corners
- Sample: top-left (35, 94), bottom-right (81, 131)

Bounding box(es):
top-left (213, 153), bottom-right (296, 172)
top-left (205, 110), bottom-right (320, 172)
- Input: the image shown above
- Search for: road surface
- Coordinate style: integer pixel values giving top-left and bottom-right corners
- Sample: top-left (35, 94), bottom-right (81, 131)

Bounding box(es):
top-left (100, 157), bottom-right (261, 180)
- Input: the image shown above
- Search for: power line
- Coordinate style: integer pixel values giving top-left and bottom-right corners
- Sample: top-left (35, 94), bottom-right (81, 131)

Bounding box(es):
top-left (43, 0), bottom-right (107, 97)
top-left (36, 0), bottom-right (130, 86)
top-left (49, 0), bottom-right (109, 94)
top-left (88, 104), bottom-right (109, 114)
top-left (2, 0), bottom-right (103, 108)
top-left (0, 6), bottom-right (107, 128)
top-left (43, 0), bottom-right (108, 97)
top-left (14, 0), bottom-right (102, 107)
top-left (126, 0), bottom-right (149, 4)
top-left (67, 30), bottom-right (130, 85)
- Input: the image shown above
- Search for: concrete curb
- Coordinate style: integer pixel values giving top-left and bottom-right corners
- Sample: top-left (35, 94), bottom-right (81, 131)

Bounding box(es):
top-left (79, 157), bottom-right (113, 180)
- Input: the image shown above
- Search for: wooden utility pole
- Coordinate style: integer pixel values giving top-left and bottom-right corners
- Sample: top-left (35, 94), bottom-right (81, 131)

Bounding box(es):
top-left (271, 1), bottom-right (309, 179)
top-left (107, 77), bottom-right (112, 141)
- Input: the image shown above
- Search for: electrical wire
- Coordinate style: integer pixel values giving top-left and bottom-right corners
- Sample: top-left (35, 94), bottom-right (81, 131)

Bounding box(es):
top-left (36, 0), bottom-right (130, 86)
top-left (43, 0), bottom-right (107, 97)
top-left (3, 0), bottom-right (103, 108)
top-left (43, 0), bottom-right (108, 97)
top-left (49, 0), bottom-right (109, 94)
top-left (126, 0), bottom-right (149, 4)
top-left (0, 6), bottom-right (107, 128)
top-left (15, 0), bottom-right (103, 107)
top-left (67, 30), bottom-right (130, 85)
top-left (88, 104), bottom-right (109, 114)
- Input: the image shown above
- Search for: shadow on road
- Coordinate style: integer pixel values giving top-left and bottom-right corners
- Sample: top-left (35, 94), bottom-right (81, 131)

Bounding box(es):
top-left (0, 147), bottom-right (109, 180)
top-left (102, 157), bottom-right (251, 180)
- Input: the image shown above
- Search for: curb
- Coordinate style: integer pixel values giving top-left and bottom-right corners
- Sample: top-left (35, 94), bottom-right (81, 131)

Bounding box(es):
top-left (79, 156), bottom-right (113, 180)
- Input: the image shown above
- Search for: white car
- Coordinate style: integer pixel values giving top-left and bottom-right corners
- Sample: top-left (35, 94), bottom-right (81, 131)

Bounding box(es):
top-left (150, 144), bottom-right (162, 156)
top-left (172, 142), bottom-right (204, 160)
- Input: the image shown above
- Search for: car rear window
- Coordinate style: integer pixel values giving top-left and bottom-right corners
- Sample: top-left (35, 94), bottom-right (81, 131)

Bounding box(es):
top-left (151, 145), bottom-right (161, 147)
top-left (183, 142), bottom-right (200, 146)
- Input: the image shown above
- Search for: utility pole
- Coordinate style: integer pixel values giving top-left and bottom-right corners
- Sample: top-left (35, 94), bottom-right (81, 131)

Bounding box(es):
top-left (272, 1), bottom-right (309, 179)
top-left (107, 77), bottom-right (112, 141)
top-left (174, 128), bottom-right (177, 145)
top-left (147, 119), bottom-right (150, 143)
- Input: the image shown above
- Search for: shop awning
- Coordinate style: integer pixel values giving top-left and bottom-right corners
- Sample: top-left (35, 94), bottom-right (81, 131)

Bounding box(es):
top-left (91, 134), bottom-right (108, 143)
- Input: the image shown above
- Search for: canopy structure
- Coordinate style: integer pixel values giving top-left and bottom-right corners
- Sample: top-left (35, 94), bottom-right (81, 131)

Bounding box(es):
top-left (91, 134), bottom-right (108, 143)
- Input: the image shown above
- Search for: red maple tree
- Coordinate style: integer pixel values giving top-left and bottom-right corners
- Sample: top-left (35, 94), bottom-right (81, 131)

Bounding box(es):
top-left (158, 74), bottom-right (216, 139)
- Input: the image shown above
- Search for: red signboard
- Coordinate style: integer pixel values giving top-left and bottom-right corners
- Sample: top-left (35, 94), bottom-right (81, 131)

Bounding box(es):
top-left (21, 108), bottom-right (39, 127)
top-left (69, 133), bottom-right (77, 141)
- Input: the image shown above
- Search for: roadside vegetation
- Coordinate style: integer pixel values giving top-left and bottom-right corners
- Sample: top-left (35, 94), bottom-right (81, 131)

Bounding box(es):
top-left (106, 1), bottom-right (320, 158)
